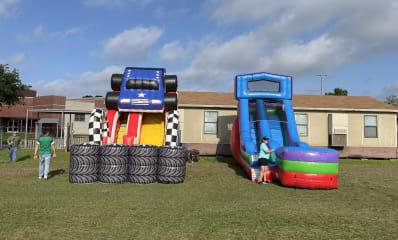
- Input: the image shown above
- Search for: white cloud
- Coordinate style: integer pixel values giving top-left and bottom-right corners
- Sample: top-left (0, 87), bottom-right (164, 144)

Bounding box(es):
top-left (33, 24), bottom-right (44, 38)
top-left (159, 41), bottom-right (189, 62)
top-left (17, 24), bottom-right (85, 42)
top-left (383, 82), bottom-right (398, 98)
top-left (103, 26), bottom-right (163, 60)
top-left (177, 0), bottom-right (398, 91)
top-left (0, 0), bottom-right (20, 19)
top-left (259, 35), bottom-right (350, 76)
top-left (83, 0), bottom-right (151, 7)
top-left (35, 66), bottom-right (124, 97)
top-left (0, 52), bottom-right (25, 65)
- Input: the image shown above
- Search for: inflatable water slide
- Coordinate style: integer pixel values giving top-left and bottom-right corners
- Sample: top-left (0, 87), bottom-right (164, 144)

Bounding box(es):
top-left (231, 72), bottom-right (339, 189)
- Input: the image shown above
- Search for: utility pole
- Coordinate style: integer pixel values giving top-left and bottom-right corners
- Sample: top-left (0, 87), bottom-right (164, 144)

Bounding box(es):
top-left (316, 74), bottom-right (327, 95)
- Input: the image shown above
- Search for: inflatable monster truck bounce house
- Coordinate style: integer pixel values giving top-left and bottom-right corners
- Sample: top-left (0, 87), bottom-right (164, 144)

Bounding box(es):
top-left (69, 67), bottom-right (187, 184)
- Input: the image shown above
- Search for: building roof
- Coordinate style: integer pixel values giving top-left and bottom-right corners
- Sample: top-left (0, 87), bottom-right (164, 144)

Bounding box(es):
top-left (179, 91), bottom-right (398, 112)
top-left (68, 97), bottom-right (105, 109)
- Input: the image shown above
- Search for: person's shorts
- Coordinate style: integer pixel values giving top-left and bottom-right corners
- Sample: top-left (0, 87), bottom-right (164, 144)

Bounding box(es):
top-left (258, 158), bottom-right (268, 166)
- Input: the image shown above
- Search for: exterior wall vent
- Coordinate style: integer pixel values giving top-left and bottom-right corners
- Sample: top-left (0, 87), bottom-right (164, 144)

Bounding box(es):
top-left (333, 128), bottom-right (348, 135)
top-left (328, 113), bottom-right (348, 146)
top-left (331, 134), bottom-right (347, 147)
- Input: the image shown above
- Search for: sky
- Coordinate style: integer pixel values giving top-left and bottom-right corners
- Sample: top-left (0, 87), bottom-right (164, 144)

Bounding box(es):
top-left (1, 0), bottom-right (398, 99)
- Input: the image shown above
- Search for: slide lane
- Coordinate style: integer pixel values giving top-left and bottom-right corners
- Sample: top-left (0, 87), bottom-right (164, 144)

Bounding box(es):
top-left (139, 113), bottom-right (165, 146)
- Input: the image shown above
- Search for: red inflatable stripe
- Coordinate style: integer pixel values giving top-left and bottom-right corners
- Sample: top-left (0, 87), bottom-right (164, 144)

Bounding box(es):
top-left (278, 170), bottom-right (338, 189)
top-left (231, 118), bottom-right (252, 178)
top-left (124, 112), bottom-right (140, 145)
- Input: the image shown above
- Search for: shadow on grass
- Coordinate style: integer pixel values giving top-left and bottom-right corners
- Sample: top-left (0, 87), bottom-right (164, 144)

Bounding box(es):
top-left (48, 169), bottom-right (65, 179)
top-left (17, 155), bottom-right (31, 162)
top-left (215, 155), bottom-right (247, 178)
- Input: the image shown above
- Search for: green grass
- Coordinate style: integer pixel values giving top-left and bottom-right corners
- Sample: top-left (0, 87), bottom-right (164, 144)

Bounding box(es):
top-left (0, 149), bottom-right (397, 240)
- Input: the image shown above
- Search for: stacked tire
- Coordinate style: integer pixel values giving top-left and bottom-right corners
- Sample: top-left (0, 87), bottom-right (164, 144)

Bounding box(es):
top-left (158, 146), bottom-right (187, 184)
top-left (69, 144), bottom-right (100, 184)
top-left (99, 145), bottom-right (129, 184)
top-left (128, 145), bottom-right (158, 184)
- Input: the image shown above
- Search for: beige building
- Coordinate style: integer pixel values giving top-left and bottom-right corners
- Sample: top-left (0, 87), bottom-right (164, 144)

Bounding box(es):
top-left (179, 92), bottom-right (398, 159)
top-left (64, 99), bottom-right (97, 135)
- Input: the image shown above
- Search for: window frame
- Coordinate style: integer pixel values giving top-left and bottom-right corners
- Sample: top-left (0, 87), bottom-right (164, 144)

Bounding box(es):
top-left (295, 113), bottom-right (308, 137)
top-left (203, 111), bottom-right (218, 135)
top-left (364, 115), bottom-right (378, 138)
top-left (7, 119), bottom-right (19, 133)
top-left (74, 113), bottom-right (86, 122)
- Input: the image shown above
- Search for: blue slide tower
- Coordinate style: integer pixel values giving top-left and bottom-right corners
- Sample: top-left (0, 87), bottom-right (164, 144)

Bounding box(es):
top-left (231, 72), bottom-right (339, 189)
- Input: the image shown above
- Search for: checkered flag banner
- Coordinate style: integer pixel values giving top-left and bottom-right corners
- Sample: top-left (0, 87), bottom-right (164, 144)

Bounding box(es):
top-left (165, 110), bottom-right (180, 147)
top-left (88, 109), bottom-right (108, 145)
top-left (101, 114), bottom-right (108, 139)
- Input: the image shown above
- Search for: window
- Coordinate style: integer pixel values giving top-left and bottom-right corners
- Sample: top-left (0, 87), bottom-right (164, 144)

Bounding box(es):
top-left (204, 111), bottom-right (218, 134)
top-left (247, 80), bottom-right (280, 93)
top-left (295, 113), bottom-right (308, 137)
top-left (7, 120), bottom-right (19, 132)
top-left (364, 115), bottom-right (377, 138)
top-left (126, 79), bottom-right (159, 90)
top-left (74, 114), bottom-right (85, 122)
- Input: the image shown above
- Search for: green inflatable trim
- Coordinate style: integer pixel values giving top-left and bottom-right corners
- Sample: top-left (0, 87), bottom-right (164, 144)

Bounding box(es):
top-left (277, 160), bottom-right (339, 174)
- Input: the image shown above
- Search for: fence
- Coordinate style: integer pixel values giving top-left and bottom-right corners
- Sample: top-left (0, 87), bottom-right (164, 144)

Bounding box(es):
top-left (24, 137), bottom-right (89, 150)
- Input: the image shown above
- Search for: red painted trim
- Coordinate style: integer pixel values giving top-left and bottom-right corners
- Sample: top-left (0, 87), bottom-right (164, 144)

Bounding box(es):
top-left (278, 170), bottom-right (338, 189)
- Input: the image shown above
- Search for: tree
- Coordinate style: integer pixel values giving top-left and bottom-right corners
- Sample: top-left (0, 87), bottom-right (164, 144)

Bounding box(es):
top-left (0, 64), bottom-right (27, 107)
top-left (325, 88), bottom-right (348, 96)
top-left (385, 95), bottom-right (398, 105)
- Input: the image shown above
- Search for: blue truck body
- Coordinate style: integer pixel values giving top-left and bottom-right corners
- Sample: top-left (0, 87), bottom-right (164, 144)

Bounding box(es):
top-left (118, 67), bottom-right (165, 112)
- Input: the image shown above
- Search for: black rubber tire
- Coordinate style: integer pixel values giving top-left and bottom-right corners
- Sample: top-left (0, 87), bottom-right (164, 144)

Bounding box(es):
top-left (111, 73), bottom-right (123, 91)
top-left (130, 156), bottom-right (158, 166)
top-left (69, 174), bottom-right (97, 184)
top-left (159, 146), bottom-right (188, 158)
top-left (105, 91), bottom-right (120, 110)
top-left (164, 93), bottom-right (178, 111)
top-left (101, 145), bottom-right (129, 156)
top-left (99, 164), bottom-right (128, 175)
top-left (129, 165), bottom-right (157, 176)
top-left (70, 163), bottom-right (99, 175)
top-left (70, 155), bottom-right (98, 166)
top-left (128, 175), bottom-right (157, 184)
top-left (164, 75), bottom-right (177, 92)
top-left (157, 176), bottom-right (185, 184)
top-left (98, 175), bottom-right (127, 184)
top-left (158, 157), bottom-right (186, 167)
top-left (158, 166), bottom-right (185, 177)
top-left (70, 144), bottom-right (100, 156)
top-left (129, 145), bottom-right (158, 157)
top-left (100, 156), bottom-right (129, 165)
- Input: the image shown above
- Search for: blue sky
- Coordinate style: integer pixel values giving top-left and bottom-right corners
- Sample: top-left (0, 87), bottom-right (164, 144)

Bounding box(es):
top-left (1, 0), bottom-right (398, 99)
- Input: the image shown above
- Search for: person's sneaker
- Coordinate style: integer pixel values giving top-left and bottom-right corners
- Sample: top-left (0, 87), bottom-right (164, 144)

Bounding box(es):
top-left (38, 176), bottom-right (42, 179)
top-left (262, 182), bottom-right (267, 185)
top-left (44, 176), bottom-right (48, 180)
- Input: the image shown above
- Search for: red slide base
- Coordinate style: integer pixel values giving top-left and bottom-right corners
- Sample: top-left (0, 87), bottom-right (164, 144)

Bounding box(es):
top-left (266, 168), bottom-right (279, 183)
top-left (279, 170), bottom-right (338, 189)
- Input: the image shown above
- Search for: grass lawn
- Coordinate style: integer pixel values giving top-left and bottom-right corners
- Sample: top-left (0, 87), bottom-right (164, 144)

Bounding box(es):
top-left (0, 149), bottom-right (397, 240)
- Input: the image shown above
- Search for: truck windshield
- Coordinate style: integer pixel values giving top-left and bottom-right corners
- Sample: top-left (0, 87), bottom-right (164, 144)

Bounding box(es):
top-left (126, 79), bottom-right (159, 90)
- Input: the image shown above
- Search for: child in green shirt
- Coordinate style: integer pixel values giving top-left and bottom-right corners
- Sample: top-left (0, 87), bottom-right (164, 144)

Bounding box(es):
top-left (34, 131), bottom-right (56, 180)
